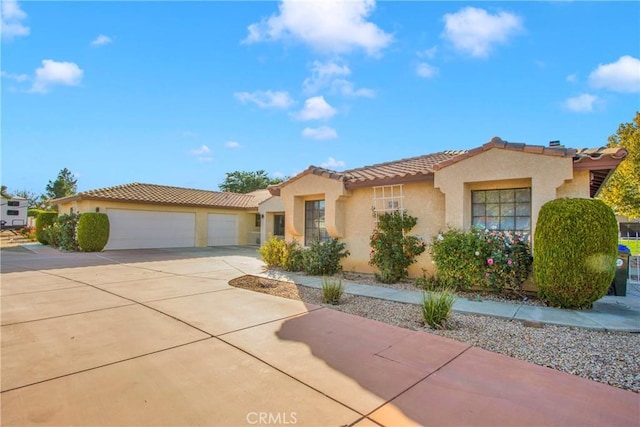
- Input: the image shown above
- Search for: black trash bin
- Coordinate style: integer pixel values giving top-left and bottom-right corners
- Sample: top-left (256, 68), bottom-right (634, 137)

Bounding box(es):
top-left (611, 245), bottom-right (630, 296)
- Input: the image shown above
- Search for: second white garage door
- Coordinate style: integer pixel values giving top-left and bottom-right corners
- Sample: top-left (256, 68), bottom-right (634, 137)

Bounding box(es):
top-left (105, 209), bottom-right (196, 250)
top-left (207, 213), bottom-right (238, 246)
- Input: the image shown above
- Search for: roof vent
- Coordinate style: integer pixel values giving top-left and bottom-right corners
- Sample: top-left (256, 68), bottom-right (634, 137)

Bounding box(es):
top-left (549, 140), bottom-right (561, 147)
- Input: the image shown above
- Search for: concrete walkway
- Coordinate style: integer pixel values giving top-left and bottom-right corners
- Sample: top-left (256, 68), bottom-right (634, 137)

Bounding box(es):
top-left (1, 246), bottom-right (638, 426)
top-left (259, 270), bottom-right (640, 332)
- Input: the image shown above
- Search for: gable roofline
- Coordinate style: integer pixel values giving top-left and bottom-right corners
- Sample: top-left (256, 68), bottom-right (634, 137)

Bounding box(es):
top-left (432, 137), bottom-right (576, 171)
top-left (52, 182), bottom-right (263, 210)
top-left (269, 136), bottom-right (628, 196)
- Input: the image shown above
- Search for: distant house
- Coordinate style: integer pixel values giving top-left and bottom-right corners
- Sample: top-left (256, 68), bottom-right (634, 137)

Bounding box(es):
top-left (53, 183), bottom-right (270, 250)
top-left (0, 196), bottom-right (28, 229)
top-left (263, 137), bottom-right (627, 277)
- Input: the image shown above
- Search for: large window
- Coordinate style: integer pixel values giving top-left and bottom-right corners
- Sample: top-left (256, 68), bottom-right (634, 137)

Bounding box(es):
top-left (472, 188), bottom-right (531, 233)
top-left (7, 201), bottom-right (20, 207)
top-left (305, 200), bottom-right (329, 245)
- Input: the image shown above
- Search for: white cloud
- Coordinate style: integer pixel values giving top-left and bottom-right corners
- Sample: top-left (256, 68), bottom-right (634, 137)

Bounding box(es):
top-left (303, 60), bottom-right (350, 93)
top-left (442, 7), bottom-right (523, 58)
top-left (293, 96), bottom-right (337, 121)
top-left (1, 70), bottom-right (29, 82)
top-left (564, 93), bottom-right (598, 112)
top-left (30, 60), bottom-right (83, 94)
top-left (243, 0), bottom-right (393, 57)
top-left (417, 46), bottom-right (438, 59)
top-left (91, 34), bottom-right (112, 46)
top-left (416, 62), bottom-right (438, 78)
top-left (588, 55), bottom-right (640, 93)
top-left (225, 141), bottom-right (241, 148)
top-left (302, 126), bottom-right (338, 140)
top-left (190, 145), bottom-right (211, 155)
top-left (234, 90), bottom-right (295, 109)
top-left (321, 157), bottom-right (346, 170)
top-left (189, 145), bottom-right (212, 162)
top-left (303, 60), bottom-right (374, 97)
top-left (566, 73), bottom-right (577, 83)
top-left (331, 79), bottom-right (375, 98)
top-left (1, 0), bottom-right (29, 41)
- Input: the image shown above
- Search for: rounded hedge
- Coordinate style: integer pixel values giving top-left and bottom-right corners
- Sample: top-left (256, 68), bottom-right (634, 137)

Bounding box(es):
top-left (534, 198), bottom-right (617, 309)
top-left (35, 212), bottom-right (58, 245)
top-left (77, 213), bottom-right (110, 252)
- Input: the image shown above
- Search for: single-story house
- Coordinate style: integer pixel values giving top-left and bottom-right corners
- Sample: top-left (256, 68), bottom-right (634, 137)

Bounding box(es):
top-left (264, 137), bottom-right (627, 277)
top-left (53, 183), bottom-right (271, 250)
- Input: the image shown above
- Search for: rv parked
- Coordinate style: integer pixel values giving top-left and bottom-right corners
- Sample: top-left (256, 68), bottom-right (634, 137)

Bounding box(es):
top-left (1, 197), bottom-right (28, 229)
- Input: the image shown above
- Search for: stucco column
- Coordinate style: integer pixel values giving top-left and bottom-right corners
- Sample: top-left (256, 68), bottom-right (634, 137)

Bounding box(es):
top-left (434, 176), bottom-right (465, 229)
top-left (325, 196), bottom-right (346, 238)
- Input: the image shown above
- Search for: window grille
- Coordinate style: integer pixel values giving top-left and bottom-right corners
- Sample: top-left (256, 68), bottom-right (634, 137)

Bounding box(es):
top-left (373, 185), bottom-right (404, 221)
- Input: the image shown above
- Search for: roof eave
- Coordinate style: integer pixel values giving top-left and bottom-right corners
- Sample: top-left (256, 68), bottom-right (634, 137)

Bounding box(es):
top-left (345, 173), bottom-right (433, 190)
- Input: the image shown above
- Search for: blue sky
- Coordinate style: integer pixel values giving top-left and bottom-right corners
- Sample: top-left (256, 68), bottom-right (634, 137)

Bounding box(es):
top-left (2, 1), bottom-right (639, 195)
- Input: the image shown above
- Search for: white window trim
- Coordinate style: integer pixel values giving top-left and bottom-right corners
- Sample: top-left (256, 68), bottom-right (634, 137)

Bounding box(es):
top-left (373, 185), bottom-right (404, 221)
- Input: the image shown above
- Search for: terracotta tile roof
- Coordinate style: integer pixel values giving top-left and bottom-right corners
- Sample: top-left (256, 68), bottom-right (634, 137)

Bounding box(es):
top-left (342, 150), bottom-right (466, 186)
top-left (53, 183), bottom-right (263, 209)
top-left (270, 136), bottom-right (627, 196)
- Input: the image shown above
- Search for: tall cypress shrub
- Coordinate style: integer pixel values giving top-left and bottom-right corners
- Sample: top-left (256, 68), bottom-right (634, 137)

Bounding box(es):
top-left (534, 198), bottom-right (617, 309)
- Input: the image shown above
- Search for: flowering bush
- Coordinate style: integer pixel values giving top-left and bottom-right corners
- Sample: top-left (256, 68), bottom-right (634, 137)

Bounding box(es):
top-left (477, 229), bottom-right (532, 292)
top-left (369, 211), bottom-right (426, 283)
top-left (430, 227), bottom-right (532, 293)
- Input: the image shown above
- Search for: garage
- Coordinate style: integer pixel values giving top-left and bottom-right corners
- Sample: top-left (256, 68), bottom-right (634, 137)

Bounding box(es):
top-left (207, 213), bottom-right (238, 246)
top-left (105, 209), bottom-right (196, 250)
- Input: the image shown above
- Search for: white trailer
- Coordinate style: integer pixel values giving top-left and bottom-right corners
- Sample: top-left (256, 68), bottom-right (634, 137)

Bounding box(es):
top-left (0, 197), bottom-right (28, 229)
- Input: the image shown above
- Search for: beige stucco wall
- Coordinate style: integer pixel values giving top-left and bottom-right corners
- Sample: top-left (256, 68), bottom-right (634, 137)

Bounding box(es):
top-left (278, 174), bottom-right (446, 276)
top-left (56, 200), bottom-right (257, 247)
top-left (259, 196), bottom-right (285, 244)
top-left (279, 174), bottom-right (349, 240)
top-left (434, 148), bottom-right (577, 247)
top-left (266, 149), bottom-right (592, 279)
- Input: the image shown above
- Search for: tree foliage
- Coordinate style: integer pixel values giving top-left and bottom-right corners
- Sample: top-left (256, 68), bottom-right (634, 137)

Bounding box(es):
top-left (599, 112), bottom-right (640, 219)
top-left (14, 189), bottom-right (40, 207)
top-left (1, 185), bottom-right (11, 199)
top-left (45, 168), bottom-right (78, 200)
top-left (218, 170), bottom-right (284, 193)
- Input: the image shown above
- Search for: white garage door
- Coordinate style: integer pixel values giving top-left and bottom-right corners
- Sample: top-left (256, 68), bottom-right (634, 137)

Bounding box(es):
top-left (105, 209), bottom-right (196, 250)
top-left (207, 213), bottom-right (238, 246)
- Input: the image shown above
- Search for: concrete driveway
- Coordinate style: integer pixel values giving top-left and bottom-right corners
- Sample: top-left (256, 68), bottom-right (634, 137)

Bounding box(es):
top-left (1, 246), bottom-right (638, 426)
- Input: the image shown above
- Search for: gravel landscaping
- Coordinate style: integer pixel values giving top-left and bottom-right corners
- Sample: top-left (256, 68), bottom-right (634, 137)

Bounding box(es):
top-left (229, 275), bottom-right (640, 394)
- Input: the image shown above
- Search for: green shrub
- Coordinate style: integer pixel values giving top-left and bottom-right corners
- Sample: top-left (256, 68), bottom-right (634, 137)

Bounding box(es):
top-left (28, 209), bottom-right (47, 218)
top-left (77, 213), bottom-right (110, 252)
top-left (57, 213), bottom-right (80, 251)
top-left (259, 236), bottom-right (286, 267)
top-left (369, 211), bottom-right (426, 283)
top-left (534, 198), bottom-right (617, 309)
top-left (35, 212), bottom-right (58, 245)
top-left (302, 238), bottom-right (350, 276)
top-left (258, 237), bottom-right (305, 271)
top-left (430, 227), bottom-right (532, 293)
top-left (422, 289), bottom-right (456, 329)
top-left (321, 277), bottom-right (344, 305)
top-left (282, 239), bottom-right (305, 272)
